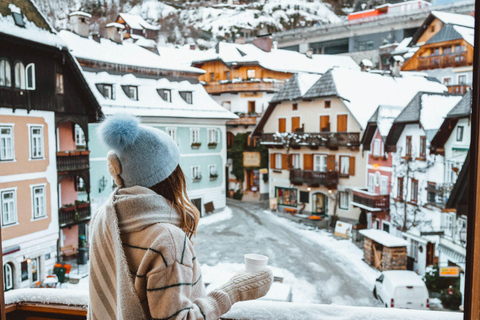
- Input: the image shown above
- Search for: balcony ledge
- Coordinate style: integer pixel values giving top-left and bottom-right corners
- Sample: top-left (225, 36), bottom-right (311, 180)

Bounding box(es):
top-left (351, 201), bottom-right (384, 212)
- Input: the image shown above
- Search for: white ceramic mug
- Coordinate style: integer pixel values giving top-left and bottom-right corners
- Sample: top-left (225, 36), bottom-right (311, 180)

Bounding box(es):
top-left (244, 254), bottom-right (268, 272)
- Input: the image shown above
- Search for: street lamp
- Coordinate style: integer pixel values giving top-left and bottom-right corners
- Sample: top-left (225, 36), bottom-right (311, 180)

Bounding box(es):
top-left (99, 176), bottom-right (107, 193)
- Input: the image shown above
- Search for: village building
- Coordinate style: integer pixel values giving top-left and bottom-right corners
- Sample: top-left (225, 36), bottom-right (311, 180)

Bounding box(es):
top-left (191, 39), bottom-right (359, 201)
top-left (59, 27), bottom-right (236, 216)
top-left (115, 13), bottom-right (160, 42)
top-left (401, 11), bottom-right (474, 94)
top-left (385, 91), bottom-right (464, 276)
top-left (0, 0), bottom-right (101, 290)
top-left (252, 68), bottom-right (446, 223)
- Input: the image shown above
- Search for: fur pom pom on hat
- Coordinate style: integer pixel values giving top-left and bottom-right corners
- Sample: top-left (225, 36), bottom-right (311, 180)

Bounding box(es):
top-left (99, 114), bottom-right (180, 188)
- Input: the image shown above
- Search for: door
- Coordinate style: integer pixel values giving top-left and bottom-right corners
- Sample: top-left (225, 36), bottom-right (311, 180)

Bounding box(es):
top-left (337, 114), bottom-right (348, 132)
top-left (31, 257), bottom-right (39, 283)
top-left (4, 263), bottom-right (13, 291)
top-left (312, 193), bottom-right (327, 215)
top-left (248, 101), bottom-right (255, 113)
top-left (292, 117), bottom-right (300, 132)
top-left (192, 198), bottom-right (202, 217)
top-left (320, 115), bottom-right (330, 132)
top-left (278, 118), bottom-right (286, 133)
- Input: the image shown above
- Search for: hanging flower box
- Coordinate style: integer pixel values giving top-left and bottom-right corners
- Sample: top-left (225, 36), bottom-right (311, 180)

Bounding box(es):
top-left (191, 142), bottom-right (202, 149)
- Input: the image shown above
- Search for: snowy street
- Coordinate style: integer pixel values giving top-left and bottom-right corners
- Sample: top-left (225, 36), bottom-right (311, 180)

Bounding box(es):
top-left (195, 200), bottom-right (381, 307)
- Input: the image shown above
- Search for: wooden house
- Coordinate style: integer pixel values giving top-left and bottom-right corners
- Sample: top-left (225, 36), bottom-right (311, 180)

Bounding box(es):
top-left (116, 13), bottom-right (160, 41)
top-left (360, 229), bottom-right (408, 271)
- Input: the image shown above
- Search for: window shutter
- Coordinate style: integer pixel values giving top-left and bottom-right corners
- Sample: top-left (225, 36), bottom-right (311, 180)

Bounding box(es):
top-left (304, 154), bottom-right (313, 170)
top-left (279, 118), bottom-right (286, 133)
top-left (282, 154), bottom-right (289, 170)
top-left (270, 153), bottom-right (276, 169)
top-left (327, 155), bottom-right (335, 172)
top-left (26, 63), bottom-right (35, 90)
top-left (337, 115), bottom-right (348, 132)
top-left (349, 156), bottom-right (355, 176)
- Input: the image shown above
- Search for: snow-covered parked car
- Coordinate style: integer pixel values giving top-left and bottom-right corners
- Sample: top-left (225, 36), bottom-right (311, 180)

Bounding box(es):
top-left (373, 270), bottom-right (429, 309)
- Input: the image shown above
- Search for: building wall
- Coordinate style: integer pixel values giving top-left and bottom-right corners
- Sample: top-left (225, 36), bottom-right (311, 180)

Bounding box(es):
top-left (421, 67), bottom-right (473, 86)
top-left (58, 121), bottom-right (77, 151)
top-left (198, 61), bottom-right (292, 83)
top-left (416, 18), bottom-right (445, 45)
top-left (59, 178), bottom-right (79, 207)
top-left (367, 130), bottom-right (393, 195)
top-left (212, 92), bottom-right (274, 114)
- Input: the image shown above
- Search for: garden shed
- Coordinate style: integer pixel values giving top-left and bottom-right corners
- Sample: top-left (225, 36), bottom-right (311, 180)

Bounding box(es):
top-left (360, 229), bottom-right (408, 271)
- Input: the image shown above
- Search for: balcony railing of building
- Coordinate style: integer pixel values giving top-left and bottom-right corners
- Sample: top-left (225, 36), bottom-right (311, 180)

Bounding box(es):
top-left (447, 84), bottom-right (471, 94)
top-left (57, 151), bottom-right (90, 172)
top-left (204, 79), bottom-right (286, 94)
top-left (426, 183), bottom-right (453, 207)
top-left (290, 169), bottom-right (339, 188)
top-left (352, 188), bottom-right (390, 212)
top-left (3, 290), bottom-right (462, 320)
top-left (261, 132), bottom-right (361, 150)
top-left (417, 52), bottom-right (468, 70)
top-left (58, 202), bottom-right (91, 227)
top-left (0, 88), bottom-right (29, 109)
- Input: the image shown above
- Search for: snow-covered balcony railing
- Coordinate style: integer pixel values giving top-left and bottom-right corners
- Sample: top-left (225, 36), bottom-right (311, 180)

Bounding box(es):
top-left (260, 132), bottom-right (360, 150)
top-left (204, 79), bottom-right (286, 94)
top-left (226, 115), bottom-right (259, 126)
top-left (352, 188), bottom-right (390, 212)
top-left (59, 201), bottom-right (91, 227)
top-left (3, 289), bottom-right (462, 320)
top-left (290, 169), bottom-right (339, 188)
top-left (447, 84), bottom-right (471, 94)
top-left (417, 52), bottom-right (468, 70)
top-left (56, 150), bottom-right (90, 172)
top-left (0, 87), bottom-right (29, 109)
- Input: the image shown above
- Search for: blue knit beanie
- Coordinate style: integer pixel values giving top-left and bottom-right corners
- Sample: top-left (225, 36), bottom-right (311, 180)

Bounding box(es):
top-left (99, 114), bottom-right (180, 188)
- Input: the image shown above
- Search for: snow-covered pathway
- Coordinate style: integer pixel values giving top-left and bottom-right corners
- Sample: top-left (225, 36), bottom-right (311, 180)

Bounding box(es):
top-left (195, 200), bottom-right (381, 307)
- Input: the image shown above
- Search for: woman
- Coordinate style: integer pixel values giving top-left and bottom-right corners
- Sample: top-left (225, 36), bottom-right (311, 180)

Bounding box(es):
top-left (88, 114), bottom-right (272, 320)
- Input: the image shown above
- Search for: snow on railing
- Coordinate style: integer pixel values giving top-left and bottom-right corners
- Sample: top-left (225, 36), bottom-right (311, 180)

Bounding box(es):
top-left (5, 289), bottom-right (462, 320)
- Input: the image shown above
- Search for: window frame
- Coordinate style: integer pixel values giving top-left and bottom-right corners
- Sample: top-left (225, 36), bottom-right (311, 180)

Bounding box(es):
top-left (324, 100), bottom-right (331, 109)
top-left (55, 73), bottom-right (64, 95)
top-left (411, 178), bottom-right (419, 203)
top-left (25, 63), bottom-right (35, 90)
top-left (166, 127), bottom-right (177, 143)
top-left (405, 136), bottom-right (412, 158)
top-left (338, 191), bottom-right (349, 210)
top-left (458, 74), bottom-right (468, 85)
top-left (275, 153), bottom-right (282, 170)
top-left (28, 125), bottom-right (44, 160)
top-left (1, 188), bottom-right (17, 227)
top-left (313, 154), bottom-right (327, 172)
top-left (457, 126), bottom-right (464, 142)
top-left (74, 124), bottom-right (86, 148)
top-left (247, 69), bottom-right (255, 79)
top-left (380, 176), bottom-right (388, 195)
top-left (208, 164), bottom-right (218, 178)
top-left (127, 86), bottom-right (138, 100)
top-left (0, 125), bottom-right (15, 161)
top-left (292, 154), bottom-right (300, 169)
top-left (368, 173), bottom-right (375, 193)
top-left (31, 184), bottom-right (47, 220)
top-left (397, 177), bottom-right (404, 200)
top-left (275, 186), bottom-right (298, 207)
top-left (0, 59), bottom-right (12, 87)
top-left (191, 128), bottom-right (200, 145)
top-left (339, 155), bottom-right (350, 176)
top-left (208, 128), bottom-right (218, 145)
top-left (444, 212), bottom-right (455, 238)
top-left (191, 165), bottom-right (201, 181)
top-left (373, 139), bottom-right (381, 157)
top-left (419, 136), bottom-right (427, 159)
top-left (14, 61), bottom-right (25, 90)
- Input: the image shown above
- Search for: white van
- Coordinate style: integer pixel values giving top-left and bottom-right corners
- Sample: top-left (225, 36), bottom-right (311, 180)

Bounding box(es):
top-left (373, 270), bottom-right (429, 309)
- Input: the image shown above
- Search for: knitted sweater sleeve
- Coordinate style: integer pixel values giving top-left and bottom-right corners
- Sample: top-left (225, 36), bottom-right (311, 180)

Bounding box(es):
top-left (146, 262), bottom-right (232, 320)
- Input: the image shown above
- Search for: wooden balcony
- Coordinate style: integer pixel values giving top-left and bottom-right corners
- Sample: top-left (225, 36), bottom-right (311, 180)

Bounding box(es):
top-left (0, 87), bottom-right (29, 109)
top-left (352, 188), bottom-right (390, 212)
top-left (417, 52), bottom-right (468, 70)
top-left (447, 84), bottom-right (471, 94)
top-left (290, 169), bottom-right (338, 188)
top-left (57, 151), bottom-right (90, 172)
top-left (204, 80), bottom-right (286, 94)
top-left (59, 202), bottom-right (91, 227)
top-left (261, 132), bottom-right (360, 150)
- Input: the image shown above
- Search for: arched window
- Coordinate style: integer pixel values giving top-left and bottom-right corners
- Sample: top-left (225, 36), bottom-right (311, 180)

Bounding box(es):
top-left (4, 263), bottom-right (13, 291)
top-left (14, 61), bottom-right (25, 89)
top-left (0, 59), bottom-right (11, 87)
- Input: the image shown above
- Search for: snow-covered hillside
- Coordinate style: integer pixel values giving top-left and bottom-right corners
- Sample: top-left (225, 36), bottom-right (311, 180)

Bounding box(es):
top-left (34, 0), bottom-right (340, 47)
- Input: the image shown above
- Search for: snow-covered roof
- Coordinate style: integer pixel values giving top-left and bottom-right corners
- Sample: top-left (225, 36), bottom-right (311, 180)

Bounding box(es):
top-left (453, 25), bottom-right (474, 46)
top-left (383, 271), bottom-right (427, 288)
top-left (106, 22), bottom-right (125, 29)
top-left (83, 71), bottom-right (237, 120)
top-left (0, 4), bottom-right (66, 49)
top-left (192, 42), bottom-right (360, 75)
top-left (69, 11), bottom-right (92, 19)
top-left (372, 105), bottom-right (404, 138)
top-left (426, 24), bottom-right (474, 47)
top-left (432, 11), bottom-right (475, 29)
top-left (391, 37), bottom-right (413, 55)
top-left (119, 13), bottom-right (160, 30)
top-left (58, 30), bottom-right (203, 74)
top-left (420, 94), bottom-right (463, 130)
top-left (360, 229), bottom-right (408, 247)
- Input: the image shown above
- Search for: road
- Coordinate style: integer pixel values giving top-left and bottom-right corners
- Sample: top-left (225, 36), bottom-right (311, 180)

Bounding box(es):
top-left (194, 199), bottom-right (380, 307)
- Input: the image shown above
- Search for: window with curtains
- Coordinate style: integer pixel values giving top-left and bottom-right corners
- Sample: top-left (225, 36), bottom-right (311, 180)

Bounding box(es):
top-left (292, 154), bottom-right (300, 169)
top-left (0, 59), bottom-right (11, 87)
top-left (0, 126), bottom-right (14, 161)
top-left (14, 61), bottom-right (25, 89)
top-left (1, 189), bottom-right (17, 226)
top-left (419, 136), bottom-right (427, 159)
top-left (405, 136), bottom-right (412, 158)
top-left (340, 156), bottom-right (350, 176)
top-left (275, 153), bottom-right (282, 170)
top-left (339, 191), bottom-right (349, 210)
top-left (411, 179), bottom-right (418, 202)
top-left (32, 185), bottom-right (46, 219)
top-left (397, 177), bottom-right (404, 200)
top-left (29, 126), bottom-right (43, 159)
top-left (313, 154), bottom-right (327, 172)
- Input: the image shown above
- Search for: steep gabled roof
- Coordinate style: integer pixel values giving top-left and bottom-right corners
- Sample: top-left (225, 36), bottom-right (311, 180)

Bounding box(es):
top-left (303, 69), bottom-right (338, 99)
top-left (118, 13), bottom-right (160, 31)
top-left (447, 90), bottom-right (472, 118)
top-left (426, 24), bottom-right (474, 46)
top-left (445, 151), bottom-right (469, 216)
top-left (272, 73), bottom-right (322, 103)
top-left (361, 105), bottom-right (403, 150)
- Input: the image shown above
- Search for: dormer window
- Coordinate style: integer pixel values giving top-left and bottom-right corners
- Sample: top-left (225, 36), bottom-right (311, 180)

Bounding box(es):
top-left (157, 89), bottom-right (172, 102)
top-left (180, 91), bottom-right (193, 104)
top-left (96, 84), bottom-right (115, 99)
top-left (122, 85), bottom-right (138, 100)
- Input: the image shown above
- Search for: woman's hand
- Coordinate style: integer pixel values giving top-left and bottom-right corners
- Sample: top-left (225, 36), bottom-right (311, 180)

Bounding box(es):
top-left (216, 269), bottom-right (273, 305)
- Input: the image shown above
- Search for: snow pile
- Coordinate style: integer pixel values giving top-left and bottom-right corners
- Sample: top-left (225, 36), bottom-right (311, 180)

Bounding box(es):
top-left (359, 229), bottom-right (408, 247)
top-left (297, 73), bottom-right (323, 95)
top-left (199, 207), bottom-right (233, 227)
top-left (420, 94), bottom-right (463, 130)
top-left (5, 288), bottom-right (88, 307)
top-left (432, 11), bottom-right (475, 29)
top-left (453, 25), bottom-right (474, 46)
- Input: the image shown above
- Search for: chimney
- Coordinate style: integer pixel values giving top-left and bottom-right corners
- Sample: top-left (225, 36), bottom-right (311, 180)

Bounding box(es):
top-left (90, 32), bottom-right (101, 43)
top-left (389, 55), bottom-right (404, 77)
top-left (106, 22), bottom-right (125, 44)
top-left (68, 11), bottom-right (91, 37)
top-left (272, 41), bottom-right (278, 50)
top-left (252, 34), bottom-right (272, 52)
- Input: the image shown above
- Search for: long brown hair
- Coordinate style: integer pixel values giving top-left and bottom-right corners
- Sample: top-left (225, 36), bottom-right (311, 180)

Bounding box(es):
top-left (149, 165), bottom-right (200, 239)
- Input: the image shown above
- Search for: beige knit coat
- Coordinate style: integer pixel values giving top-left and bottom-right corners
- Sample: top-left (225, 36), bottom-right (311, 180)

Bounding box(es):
top-left (88, 186), bottom-right (232, 320)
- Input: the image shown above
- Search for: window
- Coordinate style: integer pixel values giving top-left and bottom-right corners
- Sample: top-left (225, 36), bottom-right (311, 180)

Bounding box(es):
top-left (12, 11), bottom-right (25, 27)
top-left (276, 187), bottom-right (297, 207)
top-left (455, 45), bottom-right (461, 53)
top-left (458, 74), bottom-right (467, 85)
top-left (446, 161), bottom-right (458, 184)
top-left (157, 89), bottom-right (172, 102)
top-left (192, 166), bottom-right (201, 181)
top-left (411, 179), bottom-right (418, 202)
top-left (397, 177), bottom-right (404, 200)
top-left (32, 185), bottom-right (46, 219)
top-left (405, 136), bottom-right (412, 158)
top-left (1, 190), bottom-right (16, 226)
top-left (434, 48), bottom-right (440, 55)
top-left (380, 176), bottom-right (388, 195)
top-left (25, 63), bottom-right (35, 90)
top-left (458, 217), bottom-right (467, 243)
top-left (0, 126), bottom-right (14, 161)
top-left (339, 191), bottom-right (349, 210)
top-left (56, 73), bottom-right (64, 94)
top-left (337, 114), bottom-right (347, 132)
top-left (443, 77), bottom-right (452, 85)
top-left (31, 257), bottom-right (39, 282)
top-left (29, 126), bottom-right (44, 159)
top-left (14, 62), bottom-right (25, 89)
top-left (358, 41), bottom-right (373, 51)
top-left (368, 174), bottom-right (375, 193)
top-left (275, 153), bottom-right (282, 170)
top-left (410, 240), bottom-right (419, 262)
top-left (0, 59), bottom-right (11, 87)
top-left (166, 127), bottom-right (176, 143)
top-left (210, 73), bottom-right (215, 82)
top-left (340, 156), bottom-right (350, 176)
top-left (77, 177), bottom-right (86, 193)
top-left (181, 91), bottom-right (193, 104)
top-left (292, 103), bottom-right (298, 111)
top-left (247, 69), bottom-right (255, 78)
top-left (127, 86), bottom-right (138, 100)
top-left (457, 126), bottom-right (464, 141)
top-left (382, 221), bottom-right (390, 233)
top-left (225, 71), bottom-right (230, 80)
top-left (427, 182), bottom-right (437, 204)
top-left (209, 165), bottom-right (217, 178)
top-left (313, 154), bottom-right (327, 172)
top-left (208, 129), bottom-right (218, 145)
top-left (320, 115), bottom-right (330, 132)
top-left (191, 128), bottom-right (200, 145)
top-left (444, 213), bottom-right (454, 237)
top-left (373, 139), bottom-right (381, 157)
top-left (444, 46), bottom-right (452, 54)
top-left (21, 261), bottom-right (28, 282)
top-left (324, 100), bottom-right (331, 109)
top-left (75, 124), bottom-right (86, 148)
top-left (4, 263), bottom-right (13, 291)
top-left (419, 136), bottom-right (427, 158)
top-left (292, 154), bottom-right (300, 169)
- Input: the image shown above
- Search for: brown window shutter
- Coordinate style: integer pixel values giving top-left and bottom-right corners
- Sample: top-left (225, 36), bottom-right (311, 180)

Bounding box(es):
top-left (279, 118), bottom-right (286, 133)
top-left (304, 154), bottom-right (313, 170)
top-left (327, 155), bottom-right (335, 172)
top-left (320, 115), bottom-right (330, 132)
top-left (270, 153), bottom-right (276, 169)
top-left (349, 156), bottom-right (355, 176)
top-left (292, 117), bottom-right (300, 132)
top-left (289, 154), bottom-right (293, 169)
top-left (282, 154), bottom-right (289, 170)
top-left (337, 114), bottom-right (348, 132)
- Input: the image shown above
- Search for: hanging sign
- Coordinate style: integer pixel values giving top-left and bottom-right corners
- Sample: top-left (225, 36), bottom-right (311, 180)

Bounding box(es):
top-left (440, 267), bottom-right (460, 277)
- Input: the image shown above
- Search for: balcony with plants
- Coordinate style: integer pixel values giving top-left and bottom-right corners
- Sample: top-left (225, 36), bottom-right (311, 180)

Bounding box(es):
top-left (261, 132), bottom-right (361, 150)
